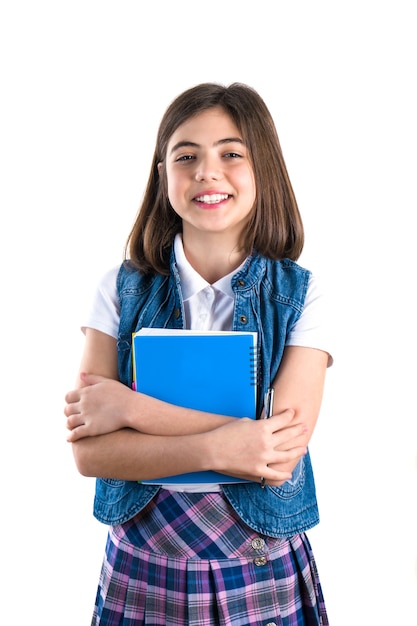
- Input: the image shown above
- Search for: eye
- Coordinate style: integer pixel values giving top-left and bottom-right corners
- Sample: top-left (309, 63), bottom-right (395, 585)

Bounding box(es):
top-left (223, 151), bottom-right (242, 159)
top-left (175, 154), bottom-right (195, 163)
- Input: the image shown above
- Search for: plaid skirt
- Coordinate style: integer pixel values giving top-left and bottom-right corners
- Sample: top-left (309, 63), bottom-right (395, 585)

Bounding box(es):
top-left (92, 490), bottom-right (329, 626)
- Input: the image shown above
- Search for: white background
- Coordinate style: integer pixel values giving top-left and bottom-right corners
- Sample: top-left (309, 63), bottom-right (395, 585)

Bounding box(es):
top-left (1, 1), bottom-right (416, 624)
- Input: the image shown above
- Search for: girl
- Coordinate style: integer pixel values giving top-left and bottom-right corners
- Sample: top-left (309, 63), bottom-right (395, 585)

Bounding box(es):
top-left (64, 82), bottom-right (332, 626)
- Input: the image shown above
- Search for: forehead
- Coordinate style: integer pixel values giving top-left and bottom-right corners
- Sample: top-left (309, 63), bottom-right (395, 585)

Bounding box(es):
top-left (167, 106), bottom-right (242, 150)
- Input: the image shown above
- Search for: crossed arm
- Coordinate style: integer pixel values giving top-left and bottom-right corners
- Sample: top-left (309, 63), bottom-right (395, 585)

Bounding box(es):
top-left (64, 328), bottom-right (328, 486)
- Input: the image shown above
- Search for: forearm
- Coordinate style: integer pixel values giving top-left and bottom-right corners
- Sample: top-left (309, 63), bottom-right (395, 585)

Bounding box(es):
top-left (128, 391), bottom-right (235, 435)
top-left (71, 412), bottom-right (306, 485)
top-left (65, 375), bottom-right (237, 443)
top-left (257, 346), bottom-right (329, 485)
top-left (72, 428), bottom-right (212, 481)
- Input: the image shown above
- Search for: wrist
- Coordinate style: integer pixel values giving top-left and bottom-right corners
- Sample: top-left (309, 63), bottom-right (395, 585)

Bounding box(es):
top-left (123, 387), bottom-right (142, 430)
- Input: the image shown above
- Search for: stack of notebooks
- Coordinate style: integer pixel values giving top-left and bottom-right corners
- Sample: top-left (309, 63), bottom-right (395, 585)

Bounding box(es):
top-left (132, 328), bottom-right (259, 485)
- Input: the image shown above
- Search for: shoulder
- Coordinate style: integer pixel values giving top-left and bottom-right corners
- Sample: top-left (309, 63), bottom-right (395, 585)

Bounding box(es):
top-left (99, 264), bottom-right (121, 292)
top-left (287, 270), bottom-right (334, 365)
top-left (82, 265), bottom-right (121, 338)
top-left (117, 261), bottom-right (167, 296)
top-left (262, 257), bottom-right (312, 307)
top-left (273, 257), bottom-right (311, 279)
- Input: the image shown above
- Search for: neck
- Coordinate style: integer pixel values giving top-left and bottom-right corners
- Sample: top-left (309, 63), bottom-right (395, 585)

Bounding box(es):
top-left (181, 233), bottom-right (247, 284)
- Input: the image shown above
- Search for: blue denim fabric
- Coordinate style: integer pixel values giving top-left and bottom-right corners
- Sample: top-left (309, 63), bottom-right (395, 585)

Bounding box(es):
top-left (93, 250), bottom-right (320, 537)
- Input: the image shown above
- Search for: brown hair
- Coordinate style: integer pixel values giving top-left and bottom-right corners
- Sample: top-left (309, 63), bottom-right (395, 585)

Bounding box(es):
top-left (125, 82), bottom-right (304, 274)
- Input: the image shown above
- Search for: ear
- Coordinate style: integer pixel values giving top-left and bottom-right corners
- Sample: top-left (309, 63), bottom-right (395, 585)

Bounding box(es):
top-left (157, 162), bottom-right (163, 175)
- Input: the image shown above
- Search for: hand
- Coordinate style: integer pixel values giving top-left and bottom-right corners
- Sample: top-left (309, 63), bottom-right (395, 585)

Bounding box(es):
top-left (64, 373), bottom-right (134, 442)
top-left (206, 409), bottom-right (308, 485)
top-left (263, 409), bottom-right (309, 486)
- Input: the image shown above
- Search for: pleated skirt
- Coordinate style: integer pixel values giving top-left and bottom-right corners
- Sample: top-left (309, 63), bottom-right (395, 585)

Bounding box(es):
top-left (92, 489), bottom-right (329, 626)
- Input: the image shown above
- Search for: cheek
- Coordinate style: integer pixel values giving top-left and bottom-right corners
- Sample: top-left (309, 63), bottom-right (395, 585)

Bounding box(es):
top-left (238, 170), bottom-right (256, 202)
top-left (166, 182), bottom-right (181, 209)
top-left (165, 175), bottom-right (185, 215)
top-left (166, 168), bottom-right (183, 198)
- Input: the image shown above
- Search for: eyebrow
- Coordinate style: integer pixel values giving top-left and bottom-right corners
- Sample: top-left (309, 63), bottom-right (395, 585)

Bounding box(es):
top-left (169, 137), bottom-right (244, 155)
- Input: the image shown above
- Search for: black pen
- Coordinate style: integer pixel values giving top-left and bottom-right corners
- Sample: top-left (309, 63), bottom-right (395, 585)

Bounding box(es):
top-left (260, 387), bottom-right (274, 488)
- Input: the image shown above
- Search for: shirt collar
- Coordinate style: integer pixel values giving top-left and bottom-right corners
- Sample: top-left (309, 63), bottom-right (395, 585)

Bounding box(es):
top-left (174, 234), bottom-right (244, 301)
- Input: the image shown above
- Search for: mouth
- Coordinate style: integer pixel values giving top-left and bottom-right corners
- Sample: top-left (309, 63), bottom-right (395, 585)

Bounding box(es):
top-left (194, 193), bottom-right (230, 205)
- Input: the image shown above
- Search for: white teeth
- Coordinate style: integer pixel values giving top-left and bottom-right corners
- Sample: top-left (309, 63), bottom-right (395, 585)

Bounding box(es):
top-left (195, 193), bottom-right (229, 204)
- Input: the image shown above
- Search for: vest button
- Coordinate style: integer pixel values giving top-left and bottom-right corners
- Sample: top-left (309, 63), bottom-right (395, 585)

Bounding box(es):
top-left (251, 537), bottom-right (265, 550)
top-left (253, 556), bottom-right (267, 566)
top-left (239, 315), bottom-right (247, 324)
top-left (237, 279), bottom-right (245, 286)
top-left (174, 308), bottom-right (181, 319)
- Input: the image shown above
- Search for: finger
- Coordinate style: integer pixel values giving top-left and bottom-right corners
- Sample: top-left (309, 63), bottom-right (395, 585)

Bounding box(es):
top-left (66, 413), bottom-right (84, 431)
top-left (64, 389), bottom-right (80, 404)
top-left (271, 422), bottom-right (308, 444)
top-left (261, 468), bottom-right (292, 484)
top-left (64, 403), bottom-right (75, 418)
top-left (66, 426), bottom-right (86, 443)
top-left (63, 399), bottom-right (82, 417)
top-left (269, 446), bottom-right (308, 466)
top-left (267, 409), bottom-right (294, 426)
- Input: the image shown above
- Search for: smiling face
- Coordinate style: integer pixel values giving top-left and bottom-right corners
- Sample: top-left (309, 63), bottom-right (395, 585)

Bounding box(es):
top-left (162, 107), bottom-right (256, 247)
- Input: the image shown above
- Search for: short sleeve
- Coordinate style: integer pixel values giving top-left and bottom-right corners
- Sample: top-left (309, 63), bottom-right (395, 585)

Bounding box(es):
top-left (81, 265), bottom-right (121, 339)
top-left (286, 274), bottom-right (334, 366)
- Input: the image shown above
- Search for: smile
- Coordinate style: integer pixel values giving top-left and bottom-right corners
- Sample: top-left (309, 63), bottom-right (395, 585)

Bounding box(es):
top-left (194, 193), bottom-right (229, 204)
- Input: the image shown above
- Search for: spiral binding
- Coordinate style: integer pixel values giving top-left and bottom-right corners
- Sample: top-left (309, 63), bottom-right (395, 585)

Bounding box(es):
top-left (249, 344), bottom-right (262, 386)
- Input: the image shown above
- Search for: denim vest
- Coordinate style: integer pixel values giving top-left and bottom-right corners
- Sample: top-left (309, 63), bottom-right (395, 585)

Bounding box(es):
top-left (93, 250), bottom-right (320, 538)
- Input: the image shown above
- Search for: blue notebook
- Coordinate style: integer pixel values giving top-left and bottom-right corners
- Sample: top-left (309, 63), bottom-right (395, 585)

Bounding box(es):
top-left (132, 328), bottom-right (258, 484)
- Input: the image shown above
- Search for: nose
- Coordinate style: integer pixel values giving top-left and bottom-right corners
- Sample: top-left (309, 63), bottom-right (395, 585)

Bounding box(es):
top-left (195, 154), bottom-right (221, 182)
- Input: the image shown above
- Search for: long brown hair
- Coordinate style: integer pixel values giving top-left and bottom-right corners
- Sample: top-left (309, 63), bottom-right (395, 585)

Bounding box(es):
top-left (125, 82), bottom-right (304, 274)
